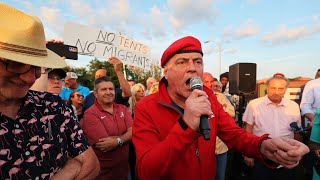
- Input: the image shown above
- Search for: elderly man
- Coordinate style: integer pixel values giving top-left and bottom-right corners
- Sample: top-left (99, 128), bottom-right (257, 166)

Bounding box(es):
top-left (132, 36), bottom-right (309, 180)
top-left (202, 72), bottom-right (235, 180)
top-left (145, 77), bottom-right (157, 95)
top-left (82, 76), bottom-right (132, 179)
top-left (243, 76), bottom-right (302, 180)
top-left (0, 3), bottom-right (99, 179)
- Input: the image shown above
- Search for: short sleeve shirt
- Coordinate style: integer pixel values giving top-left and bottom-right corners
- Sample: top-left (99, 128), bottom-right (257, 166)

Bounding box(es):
top-left (59, 84), bottom-right (91, 100)
top-left (0, 91), bottom-right (89, 179)
top-left (243, 96), bottom-right (301, 139)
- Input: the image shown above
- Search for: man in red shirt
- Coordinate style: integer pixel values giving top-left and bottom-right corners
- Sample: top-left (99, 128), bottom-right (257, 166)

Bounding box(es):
top-left (82, 76), bottom-right (133, 180)
top-left (132, 36), bottom-right (309, 180)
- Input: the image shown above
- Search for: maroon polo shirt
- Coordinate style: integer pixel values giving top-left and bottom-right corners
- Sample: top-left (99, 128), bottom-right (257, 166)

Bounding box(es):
top-left (82, 100), bottom-right (133, 180)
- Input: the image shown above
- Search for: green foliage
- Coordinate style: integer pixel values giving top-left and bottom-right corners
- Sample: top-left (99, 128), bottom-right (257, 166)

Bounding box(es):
top-left (63, 58), bottom-right (163, 90)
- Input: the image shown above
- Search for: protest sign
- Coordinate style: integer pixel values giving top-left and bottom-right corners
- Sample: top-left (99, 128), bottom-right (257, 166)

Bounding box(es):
top-left (64, 22), bottom-right (150, 70)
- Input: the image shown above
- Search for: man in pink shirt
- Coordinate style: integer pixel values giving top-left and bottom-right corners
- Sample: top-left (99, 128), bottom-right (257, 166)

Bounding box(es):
top-left (243, 76), bottom-right (301, 180)
top-left (82, 76), bottom-right (133, 180)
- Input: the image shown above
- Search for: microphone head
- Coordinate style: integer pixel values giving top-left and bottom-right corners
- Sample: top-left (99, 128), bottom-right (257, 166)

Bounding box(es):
top-left (290, 122), bottom-right (301, 132)
top-left (190, 76), bottom-right (203, 90)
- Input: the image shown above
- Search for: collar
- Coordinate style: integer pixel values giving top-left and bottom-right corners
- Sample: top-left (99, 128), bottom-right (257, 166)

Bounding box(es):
top-left (94, 99), bottom-right (116, 113)
top-left (263, 95), bottom-right (286, 107)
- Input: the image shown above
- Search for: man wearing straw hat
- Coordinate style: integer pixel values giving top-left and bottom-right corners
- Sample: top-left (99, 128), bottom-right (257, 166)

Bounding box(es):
top-left (0, 3), bottom-right (100, 179)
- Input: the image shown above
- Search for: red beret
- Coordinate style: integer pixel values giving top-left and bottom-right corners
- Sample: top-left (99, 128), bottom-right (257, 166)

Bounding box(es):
top-left (161, 36), bottom-right (203, 67)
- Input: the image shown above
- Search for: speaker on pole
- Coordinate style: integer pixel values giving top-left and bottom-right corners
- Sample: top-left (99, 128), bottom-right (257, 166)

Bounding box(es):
top-left (229, 63), bottom-right (257, 95)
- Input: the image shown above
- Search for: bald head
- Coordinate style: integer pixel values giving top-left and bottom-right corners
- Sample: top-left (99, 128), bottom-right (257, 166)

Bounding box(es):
top-left (95, 69), bottom-right (107, 79)
top-left (202, 72), bottom-right (216, 90)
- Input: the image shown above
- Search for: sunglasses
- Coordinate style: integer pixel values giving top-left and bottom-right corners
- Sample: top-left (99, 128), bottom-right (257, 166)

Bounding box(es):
top-left (71, 94), bottom-right (83, 98)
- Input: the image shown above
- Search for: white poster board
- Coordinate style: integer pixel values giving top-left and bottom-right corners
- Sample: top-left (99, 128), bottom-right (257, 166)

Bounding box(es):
top-left (64, 22), bottom-right (151, 70)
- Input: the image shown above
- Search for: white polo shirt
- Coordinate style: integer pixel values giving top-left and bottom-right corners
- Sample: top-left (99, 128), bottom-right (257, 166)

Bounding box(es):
top-left (243, 96), bottom-right (301, 139)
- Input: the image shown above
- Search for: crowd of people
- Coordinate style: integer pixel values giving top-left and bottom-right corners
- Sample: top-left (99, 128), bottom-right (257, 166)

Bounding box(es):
top-left (0, 3), bottom-right (319, 180)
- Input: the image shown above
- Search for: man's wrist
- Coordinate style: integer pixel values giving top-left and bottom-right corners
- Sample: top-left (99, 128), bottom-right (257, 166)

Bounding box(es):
top-left (117, 137), bottom-right (123, 146)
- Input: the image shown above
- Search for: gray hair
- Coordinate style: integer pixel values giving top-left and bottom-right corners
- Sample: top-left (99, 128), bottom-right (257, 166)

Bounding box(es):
top-left (266, 76), bottom-right (290, 88)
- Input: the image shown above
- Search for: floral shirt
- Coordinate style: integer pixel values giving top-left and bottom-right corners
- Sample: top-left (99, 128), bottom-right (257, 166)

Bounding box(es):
top-left (0, 91), bottom-right (89, 179)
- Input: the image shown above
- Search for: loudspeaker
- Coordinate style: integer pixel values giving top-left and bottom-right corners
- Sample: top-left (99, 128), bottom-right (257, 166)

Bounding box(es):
top-left (229, 63), bottom-right (257, 95)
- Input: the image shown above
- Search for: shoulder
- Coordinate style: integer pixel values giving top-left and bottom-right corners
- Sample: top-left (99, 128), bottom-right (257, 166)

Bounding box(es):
top-left (137, 92), bottom-right (159, 106)
top-left (61, 87), bottom-right (70, 92)
top-left (30, 90), bottom-right (65, 103)
top-left (247, 96), bottom-right (266, 107)
top-left (283, 98), bottom-right (299, 107)
top-left (78, 85), bottom-right (90, 91)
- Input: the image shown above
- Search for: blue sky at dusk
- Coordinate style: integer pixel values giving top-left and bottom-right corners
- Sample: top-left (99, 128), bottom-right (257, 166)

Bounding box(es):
top-left (4, 0), bottom-right (320, 79)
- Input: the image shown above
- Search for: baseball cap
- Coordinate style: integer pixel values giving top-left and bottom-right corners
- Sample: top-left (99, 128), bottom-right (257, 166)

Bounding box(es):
top-left (48, 69), bottom-right (66, 79)
top-left (65, 72), bottom-right (78, 80)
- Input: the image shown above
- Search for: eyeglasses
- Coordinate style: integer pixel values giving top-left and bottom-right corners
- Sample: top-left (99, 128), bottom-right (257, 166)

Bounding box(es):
top-left (71, 94), bottom-right (83, 98)
top-left (0, 59), bottom-right (42, 75)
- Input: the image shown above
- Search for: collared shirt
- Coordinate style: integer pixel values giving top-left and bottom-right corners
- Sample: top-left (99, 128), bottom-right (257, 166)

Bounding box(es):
top-left (59, 84), bottom-right (90, 100)
top-left (82, 100), bottom-right (132, 179)
top-left (0, 91), bottom-right (89, 179)
top-left (243, 96), bottom-right (301, 139)
top-left (300, 78), bottom-right (320, 116)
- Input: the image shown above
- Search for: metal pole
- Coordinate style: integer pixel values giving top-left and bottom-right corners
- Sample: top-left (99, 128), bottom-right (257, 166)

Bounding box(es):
top-left (218, 43), bottom-right (222, 75)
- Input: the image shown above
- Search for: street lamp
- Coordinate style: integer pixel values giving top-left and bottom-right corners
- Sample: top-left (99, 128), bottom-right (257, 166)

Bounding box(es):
top-left (204, 40), bottom-right (222, 76)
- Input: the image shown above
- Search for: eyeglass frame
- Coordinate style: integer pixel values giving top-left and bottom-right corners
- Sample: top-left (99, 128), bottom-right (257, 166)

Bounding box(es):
top-left (0, 59), bottom-right (49, 75)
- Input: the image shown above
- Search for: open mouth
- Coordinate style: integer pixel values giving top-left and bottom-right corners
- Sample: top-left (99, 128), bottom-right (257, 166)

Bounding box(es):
top-left (186, 78), bottom-right (191, 87)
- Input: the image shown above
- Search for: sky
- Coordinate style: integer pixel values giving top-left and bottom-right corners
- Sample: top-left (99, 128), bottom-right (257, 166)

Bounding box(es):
top-left (4, 0), bottom-right (320, 79)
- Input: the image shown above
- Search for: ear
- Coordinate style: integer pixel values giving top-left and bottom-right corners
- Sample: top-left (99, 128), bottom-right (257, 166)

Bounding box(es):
top-left (93, 90), bottom-right (98, 98)
top-left (163, 66), bottom-right (169, 80)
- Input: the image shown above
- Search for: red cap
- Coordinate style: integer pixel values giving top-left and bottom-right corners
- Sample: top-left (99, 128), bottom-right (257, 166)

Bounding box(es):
top-left (161, 36), bottom-right (203, 67)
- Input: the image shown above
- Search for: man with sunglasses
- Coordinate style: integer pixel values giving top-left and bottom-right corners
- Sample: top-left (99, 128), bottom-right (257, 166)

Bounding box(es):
top-left (0, 3), bottom-right (99, 179)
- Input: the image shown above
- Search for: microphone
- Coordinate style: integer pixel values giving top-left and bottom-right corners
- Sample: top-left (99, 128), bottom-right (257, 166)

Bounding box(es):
top-left (190, 76), bottom-right (211, 140)
top-left (290, 122), bottom-right (311, 135)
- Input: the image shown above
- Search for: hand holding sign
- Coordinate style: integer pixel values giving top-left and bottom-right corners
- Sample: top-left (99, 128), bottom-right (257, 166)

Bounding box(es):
top-left (108, 57), bottom-right (123, 72)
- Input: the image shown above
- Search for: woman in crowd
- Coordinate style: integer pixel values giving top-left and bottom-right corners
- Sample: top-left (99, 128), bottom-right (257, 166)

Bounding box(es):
top-left (68, 92), bottom-right (84, 120)
top-left (129, 83), bottom-right (146, 116)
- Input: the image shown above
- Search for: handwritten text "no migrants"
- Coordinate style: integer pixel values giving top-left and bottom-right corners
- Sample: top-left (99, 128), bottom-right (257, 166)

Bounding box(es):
top-left (64, 22), bottom-right (151, 70)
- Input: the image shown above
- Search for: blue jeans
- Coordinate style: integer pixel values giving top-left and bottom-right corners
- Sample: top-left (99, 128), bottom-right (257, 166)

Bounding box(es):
top-left (216, 152), bottom-right (228, 180)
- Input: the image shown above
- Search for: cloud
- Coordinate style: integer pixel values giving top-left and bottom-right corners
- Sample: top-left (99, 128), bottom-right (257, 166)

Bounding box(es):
top-left (69, 0), bottom-right (94, 18)
top-left (21, 1), bottom-right (33, 11)
top-left (312, 15), bottom-right (319, 21)
top-left (148, 6), bottom-right (168, 37)
top-left (166, 0), bottom-right (216, 30)
top-left (261, 25), bottom-right (310, 45)
top-left (222, 19), bottom-right (260, 40)
top-left (39, 7), bottom-right (64, 38)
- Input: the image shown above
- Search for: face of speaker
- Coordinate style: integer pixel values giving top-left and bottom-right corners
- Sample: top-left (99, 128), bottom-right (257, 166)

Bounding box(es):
top-left (229, 63), bottom-right (257, 95)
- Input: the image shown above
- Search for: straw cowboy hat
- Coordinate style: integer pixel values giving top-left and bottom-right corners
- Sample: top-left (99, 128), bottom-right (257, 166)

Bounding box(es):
top-left (0, 3), bottom-right (67, 68)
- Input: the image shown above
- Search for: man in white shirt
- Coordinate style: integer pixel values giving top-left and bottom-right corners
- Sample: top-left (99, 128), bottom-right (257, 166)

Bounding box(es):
top-left (300, 69), bottom-right (320, 125)
top-left (243, 76), bottom-right (301, 180)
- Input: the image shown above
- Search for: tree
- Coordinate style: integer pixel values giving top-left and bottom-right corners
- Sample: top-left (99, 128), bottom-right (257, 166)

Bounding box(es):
top-left (63, 66), bottom-right (92, 89)
top-left (63, 58), bottom-right (163, 90)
